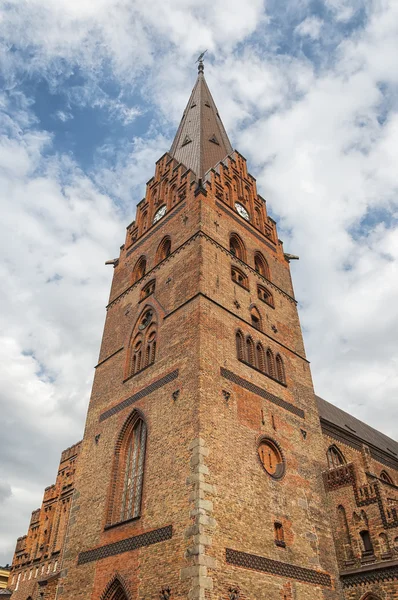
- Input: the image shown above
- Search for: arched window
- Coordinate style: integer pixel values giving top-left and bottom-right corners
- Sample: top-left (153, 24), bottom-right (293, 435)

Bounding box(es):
top-left (126, 307), bottom-right (157, 379)
top-left (106, 412), bottom-right (147, 526)
top-left (359, 594), bottom-right (382, 600)
top-left (337, 505), bottom-right (354, 561)
top-left (359, 530), bottom-right (374, 554)
top-left (379, 532), bottom-right (390, 555)
top-left (132, 256), bottom-right (146, 284)
top-left (231, 266), bottom-right (248, 289)
top-left (275, 354), bottom-right (286, 384)
top-left (256, 343), bottom-right (265, 372)
top-left (101, 576), bottom-right (129, 600)
top-left (236, 331), bottom-right (244, 361)
top-left (266, 348), bottom-right (275, 378)
top-left (230, 233), bottom-right (246, 261)
top-left (254, 252), bottom-right (270, 279)
top-left (326, 445), bottom-right (346, 469)
top-left (246, 337), bottom-right (255, 366)
top-left (250, 306), bottom-right (262, 330)
top-left (140, 279), bottom-right (155, 301)
top-left (380, 470), bottom-right (394, 484)
top-left (156, 236), bottom-right (171, 264)
top-left (257, 285), bottom-right (274, 307)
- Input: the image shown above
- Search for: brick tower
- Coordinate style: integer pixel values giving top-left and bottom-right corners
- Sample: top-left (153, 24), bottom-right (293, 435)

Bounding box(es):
top-left (55, 60), bottom-right (343, 600)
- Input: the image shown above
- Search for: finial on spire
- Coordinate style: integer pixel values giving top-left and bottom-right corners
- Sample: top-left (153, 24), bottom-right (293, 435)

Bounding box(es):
top-left (196, 50), bottom-right (207, 74)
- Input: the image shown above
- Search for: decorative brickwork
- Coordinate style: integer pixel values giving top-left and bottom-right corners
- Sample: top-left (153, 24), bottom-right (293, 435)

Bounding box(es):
top-left (99, 370), bottom-right (179, 422)
top-left (220, 368), bottom-right (304, 418)
top-left (225, 548), bottom-right (333, 587)
top-left (77, 525), bottom-right (172, 565)
top-left (341, 562), bottom-right (398, 588)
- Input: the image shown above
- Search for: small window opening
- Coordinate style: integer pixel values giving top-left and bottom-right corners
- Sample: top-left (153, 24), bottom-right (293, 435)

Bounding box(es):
top-left (231, 266), bottom-right (248, 289)
top-left (140, 280), bottom-right (155, 301)
top-left (274, 522), bottom-right (285, 547)
top-left (258, 285), bottom-right (274, 307)
top-left (360, 530), bottom-right (374, 554)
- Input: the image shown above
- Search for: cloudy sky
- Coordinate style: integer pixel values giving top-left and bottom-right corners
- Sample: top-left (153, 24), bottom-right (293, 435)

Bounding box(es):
top-left (1, 0), bottom-right (398, 565)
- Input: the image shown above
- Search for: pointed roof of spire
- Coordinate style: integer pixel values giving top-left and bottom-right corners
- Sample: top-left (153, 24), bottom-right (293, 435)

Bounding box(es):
top-left (169, 61), bottom-right (233, 179)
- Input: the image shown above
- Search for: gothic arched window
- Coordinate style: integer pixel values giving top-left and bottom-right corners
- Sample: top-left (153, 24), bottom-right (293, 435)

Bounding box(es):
top-left (256, 343), bottom-right (265, 372)
top-left (380, 470), bottom-right (394, 485)
top-left (230, 233), bottom-right (246, 262)
top-left (326, 445), bottom-right (346, 469)
top-left (132, 256), bottom-right (146, 284)
top-left (106, 411), bottom-right (147, 526)
top-left (236, 330), bottom-right (244, 362)
top-left (250, 306), bottom-right (262, 330)
top-left (254, 252), bottom-right (270, 279)
top-left (337, 505), bottom-right (354, 561)
top-left (246, 336), bottom-right (255, 366)
top-left (266, 348), bottom-right (275, 378)
top-left (231, 266), bottom-right (248, 289)
top-left (275, 354), bottom-right (286, 384)
top-left (101, 576), bottom-right (129, 600)
top-left (126, 307), bottom-right (157, 379)
top-left (156, 236), bottom-right (171, 264)
top-left (257, 285), bottom-right (274, 308)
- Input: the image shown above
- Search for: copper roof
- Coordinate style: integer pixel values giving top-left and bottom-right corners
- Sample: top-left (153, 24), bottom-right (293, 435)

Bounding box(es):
top-left (169, 64), bottom-right (233, 179)
top-left (316, 395), bottom-right (398, 459)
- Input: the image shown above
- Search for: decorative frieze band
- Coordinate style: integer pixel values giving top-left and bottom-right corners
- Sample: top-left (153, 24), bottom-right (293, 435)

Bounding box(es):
top-left (340, 562), bottom-right (398, 588)
top-left (77, 525), bottom-right (172, 565)
top-left (99, 370), bottom-right (179, 422)
top-left (220, 368), bottom-right (304, 418)
top-left (226, 548), bottom-right (332, 587)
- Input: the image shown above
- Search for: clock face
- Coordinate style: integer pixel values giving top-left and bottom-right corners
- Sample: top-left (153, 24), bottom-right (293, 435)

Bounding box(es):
top-left (235, 202), bottom-right (250, 221)
top-left (153, 205), bottom-right (167, 224)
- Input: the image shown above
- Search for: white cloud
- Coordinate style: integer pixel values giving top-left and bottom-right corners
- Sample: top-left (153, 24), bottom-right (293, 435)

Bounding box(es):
top-left (295, 16), bottom-right (324, 40)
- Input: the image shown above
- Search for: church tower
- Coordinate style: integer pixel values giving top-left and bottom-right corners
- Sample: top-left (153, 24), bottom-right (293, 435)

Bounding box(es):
top-left (56, 61), bottom-right (342, 600)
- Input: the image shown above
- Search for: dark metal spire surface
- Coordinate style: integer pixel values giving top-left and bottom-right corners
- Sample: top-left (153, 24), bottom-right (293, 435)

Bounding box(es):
top-left (169, 60), bottom-right (233, 179)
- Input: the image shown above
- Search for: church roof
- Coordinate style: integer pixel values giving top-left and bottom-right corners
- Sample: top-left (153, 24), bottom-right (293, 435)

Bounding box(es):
top-left (316, 395), bottom-right (398, 461)
top-left (169, 62), bottom-right (233, 179)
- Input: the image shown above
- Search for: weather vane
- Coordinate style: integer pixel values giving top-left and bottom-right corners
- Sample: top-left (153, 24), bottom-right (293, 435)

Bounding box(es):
top-left (196, 49), bottom-right (207, 73)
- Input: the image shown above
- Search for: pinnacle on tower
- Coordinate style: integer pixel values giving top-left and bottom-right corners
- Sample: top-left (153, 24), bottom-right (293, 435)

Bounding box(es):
top-left (169, 60), bottom-right (233, 179)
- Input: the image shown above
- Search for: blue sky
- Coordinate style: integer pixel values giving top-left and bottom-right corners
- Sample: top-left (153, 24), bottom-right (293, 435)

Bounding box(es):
top-left (1, 0), bottom-right (398, 565)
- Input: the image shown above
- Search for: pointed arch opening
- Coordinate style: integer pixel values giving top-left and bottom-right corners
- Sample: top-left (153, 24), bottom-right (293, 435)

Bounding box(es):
top-left (250, 306), bottom-right (262, 331)
top-left (326, 445), bottom-right (346, 469)
top-left (132, 256), bottom-right (146, 284)
top-left (246, 336), bottom-right (255, 366)
top-left (254, 252), bottom-right (270, 279)
top-left (236, 330), bottom-right (244, 362)
top-left (380, 470), bottom-right (394, 485)
top-left (156, 236), bottom-right (171, 264)
top-left (125, 307), bottom-right (157, 379)
top-left (257, 285), bottom-right (274, 308)
top-left (275, 354), bottom-right (286, 384)
top-left (231, 266), bottom-right (248, 289)
top-left (266, 348), bottom-right (275, 378)
top-left (106, 411), bottom-right (147, 527)
top-left (230, 233), bottom-right (246, 262)
top-left (101, 576), bottom-right (130, 600)
top-left (256, 343), bottom-right (265, 372)
top-left (337, 505), bottom-right (354, 562)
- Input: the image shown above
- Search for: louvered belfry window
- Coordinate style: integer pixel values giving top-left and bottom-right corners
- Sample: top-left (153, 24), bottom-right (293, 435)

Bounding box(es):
top-left (119, 419), bottom-right (147, 522)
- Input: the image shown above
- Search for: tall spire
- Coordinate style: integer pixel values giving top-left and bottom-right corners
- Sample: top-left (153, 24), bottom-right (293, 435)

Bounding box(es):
top-left (169, 60), bottom-right (233, 179)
